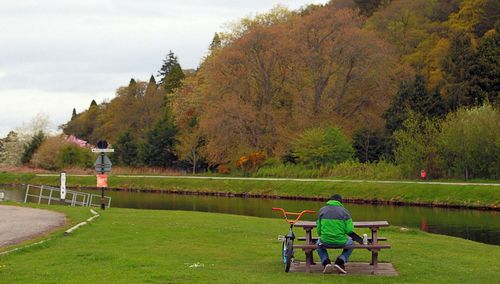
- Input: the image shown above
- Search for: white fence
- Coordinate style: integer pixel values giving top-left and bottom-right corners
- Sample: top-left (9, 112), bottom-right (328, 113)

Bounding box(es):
top-left (24, 184), bottom-right (111, 208)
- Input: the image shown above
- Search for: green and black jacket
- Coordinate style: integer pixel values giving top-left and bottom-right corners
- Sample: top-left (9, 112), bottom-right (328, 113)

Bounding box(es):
top-left (316, 200), bottom-right (354, 245)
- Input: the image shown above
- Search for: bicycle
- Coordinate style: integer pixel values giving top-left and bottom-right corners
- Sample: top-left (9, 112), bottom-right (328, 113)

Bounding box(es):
top-left (272, 207), bottom-right (315, 272)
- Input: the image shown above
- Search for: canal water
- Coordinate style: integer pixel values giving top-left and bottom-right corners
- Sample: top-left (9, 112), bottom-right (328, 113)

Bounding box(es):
top-left (2, 186), bottom-right (499, 245)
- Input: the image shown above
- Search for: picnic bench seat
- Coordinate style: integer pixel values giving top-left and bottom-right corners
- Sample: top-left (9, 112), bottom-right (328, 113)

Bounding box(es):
top-left (293, 220), bottom-right (391, 274)
top-left (293, 243), bottom-right (391, 250)
top-left (297, 236), bottom-right (388, 242)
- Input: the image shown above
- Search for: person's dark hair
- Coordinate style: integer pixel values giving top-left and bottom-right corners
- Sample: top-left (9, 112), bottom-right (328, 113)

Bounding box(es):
top-left (330, 194), bottom-right (342, 202)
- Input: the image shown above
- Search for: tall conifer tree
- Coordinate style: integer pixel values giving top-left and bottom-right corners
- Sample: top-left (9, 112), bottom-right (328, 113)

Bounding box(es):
top-left (384, 75), bottom-right (444, 133)
top-left (157, 50), bottom-right (185, 93)
top-left (140, 103), bottom-right (178, 168)
top-left (114, 130), bottom-right (138, 166)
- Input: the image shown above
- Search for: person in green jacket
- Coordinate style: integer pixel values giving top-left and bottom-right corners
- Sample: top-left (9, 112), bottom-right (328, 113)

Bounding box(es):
top-left (316, 194), bottom-right (364, 274)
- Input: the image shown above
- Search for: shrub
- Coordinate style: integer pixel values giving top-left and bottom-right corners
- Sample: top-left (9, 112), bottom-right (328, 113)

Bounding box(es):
top-left (292, 126), bottom-right (354, 167)
top-left (31, 136), bottom-right (92, 170)
top-left (31, 136), bottom-right (69, 170)
top-left (217, 164), bottom-right (231, 174)
top-left (254, 160), bottom-right (402, 180)
top-left (235, 151), bottom-right (266, 173)
top-left (57, 145), bottom-right (93, 168)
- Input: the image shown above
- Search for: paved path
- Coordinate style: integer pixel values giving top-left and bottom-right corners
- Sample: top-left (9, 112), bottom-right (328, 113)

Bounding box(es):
top-left (35, 174), bottom-right (500, 187)
top-left (0, 205), bottom-right (65, 248)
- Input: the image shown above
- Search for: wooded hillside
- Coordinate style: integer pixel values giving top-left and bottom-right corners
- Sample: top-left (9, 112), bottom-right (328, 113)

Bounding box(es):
top-left (58, 0), bottom-right (499, 178)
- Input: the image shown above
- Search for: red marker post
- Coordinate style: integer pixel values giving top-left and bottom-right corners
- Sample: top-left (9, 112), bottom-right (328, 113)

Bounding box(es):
top-left (420, 169), bottom-right (427, 180)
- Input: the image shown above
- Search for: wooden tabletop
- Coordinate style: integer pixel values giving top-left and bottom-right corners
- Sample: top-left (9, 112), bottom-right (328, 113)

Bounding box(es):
top-left (294, 221), bottom-right (389, 228)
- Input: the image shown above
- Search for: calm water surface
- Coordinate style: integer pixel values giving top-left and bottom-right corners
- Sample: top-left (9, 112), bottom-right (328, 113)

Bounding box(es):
top-left (2, 186), bottom-right (499, 245)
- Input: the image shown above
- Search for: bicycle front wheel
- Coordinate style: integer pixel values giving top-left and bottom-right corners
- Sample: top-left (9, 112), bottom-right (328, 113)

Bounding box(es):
top-left (282, 238), bottom-right (294, 272)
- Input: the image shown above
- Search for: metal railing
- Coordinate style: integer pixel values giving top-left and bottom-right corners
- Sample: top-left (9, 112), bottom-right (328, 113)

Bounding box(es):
top-left (24, 184), bottom-right (111, 208)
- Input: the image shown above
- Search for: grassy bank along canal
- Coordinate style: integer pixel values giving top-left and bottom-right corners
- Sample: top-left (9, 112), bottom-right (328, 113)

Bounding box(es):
top-left (0, 204), bottom-right (499, 283)
top-left (1, 173), bottom-right (499, 209)
top-left (3, 185), bottom-right (499, 245)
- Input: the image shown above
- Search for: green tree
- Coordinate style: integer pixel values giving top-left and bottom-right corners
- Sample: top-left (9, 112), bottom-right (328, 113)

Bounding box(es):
top-left (352, 128), bottom-right (393, 163)
top-left (164, 64), bottom-right (185, 94)
top-left (20, 131), bottom-right (45, 164)
top-left (158, 50), bottom-right (185, 93)
top-left (394, 112), bottom-right (442, 178)
top-left (470, 31), bottom-right (500, 106)
top-left (442, 31), bottom-right (476, 110)
top-left (353, 0), bottom-right (387, 16)
top-left (293, 126), bottom-right (354, 167)
top-left (384, 75), bottom-right (445, 133)
top-left (114, 131), bottom-right (139, 166)
top-left (71, 108), bottom-right (77, 120)
top-left (438, 104), bottom-right (499, 179)
top-left (146, 75), bottom-right (157, 95)
top-left (127, 78), bottom-right (138, 96)
top-left (141, 107), bottom-right (178, 168)
top-left (90, 99), bottom-right (98, 108)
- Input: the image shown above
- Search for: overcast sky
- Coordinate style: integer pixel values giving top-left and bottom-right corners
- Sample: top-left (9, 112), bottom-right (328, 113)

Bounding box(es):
top-left (0, 0), bottom-right (328, 137)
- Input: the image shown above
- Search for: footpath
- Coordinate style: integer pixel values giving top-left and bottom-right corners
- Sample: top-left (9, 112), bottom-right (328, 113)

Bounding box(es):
top-left (0, 205), bottom-right (65, 248)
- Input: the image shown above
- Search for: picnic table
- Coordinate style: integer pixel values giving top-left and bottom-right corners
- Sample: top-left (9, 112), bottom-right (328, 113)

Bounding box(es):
top-left (293, 221), bottom-right (391, 274)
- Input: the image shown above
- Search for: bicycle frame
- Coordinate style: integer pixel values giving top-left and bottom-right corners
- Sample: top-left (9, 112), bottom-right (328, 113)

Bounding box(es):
top-left (273, 207), bottom-right (315, 272)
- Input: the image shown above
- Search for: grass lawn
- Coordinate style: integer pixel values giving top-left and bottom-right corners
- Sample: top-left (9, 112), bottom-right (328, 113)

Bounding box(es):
top-left (0, 204), bottom-right (499, 283)
top-left (1, 173), bottom-right (499, 209)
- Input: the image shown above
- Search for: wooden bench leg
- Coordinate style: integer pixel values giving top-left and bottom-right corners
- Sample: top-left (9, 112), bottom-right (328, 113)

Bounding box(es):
top-left (371, 251), bottom-right (379, 275)
top-left (305, 249), bottom-right (311, 273)
top-left (308, 251), bottom-right (315, 265)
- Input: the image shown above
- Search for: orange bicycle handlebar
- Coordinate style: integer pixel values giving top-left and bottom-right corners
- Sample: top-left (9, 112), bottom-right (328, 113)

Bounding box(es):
top-left (272, 207), bottom-right (315, 224)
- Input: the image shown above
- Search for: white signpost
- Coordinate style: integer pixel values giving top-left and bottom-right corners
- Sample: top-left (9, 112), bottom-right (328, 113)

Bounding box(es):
top-left (60, 172), bottom-right (67, 200)
top-left (91, 148), bottom-right (115, 153)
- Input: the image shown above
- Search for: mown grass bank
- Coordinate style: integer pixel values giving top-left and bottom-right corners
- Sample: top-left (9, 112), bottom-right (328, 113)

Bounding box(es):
top-left (0, 204), bottom-right (499, 283)
top-left (1, 173), bottom-right (499, 209)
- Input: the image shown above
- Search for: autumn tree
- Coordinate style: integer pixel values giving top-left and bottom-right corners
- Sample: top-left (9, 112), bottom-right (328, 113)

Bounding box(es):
top-left (291, 5), bottom-right (396, 129)
top-left (173, 77), bottom-right (206, 173)
top-left (449, 0), bottom-right (500, 37)
top-left (199, 17), bottom-right (294, 163)
top-left (209, 33), bottom-right (222, 51)
top-left (30, 136), bottom-right (70, 170)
